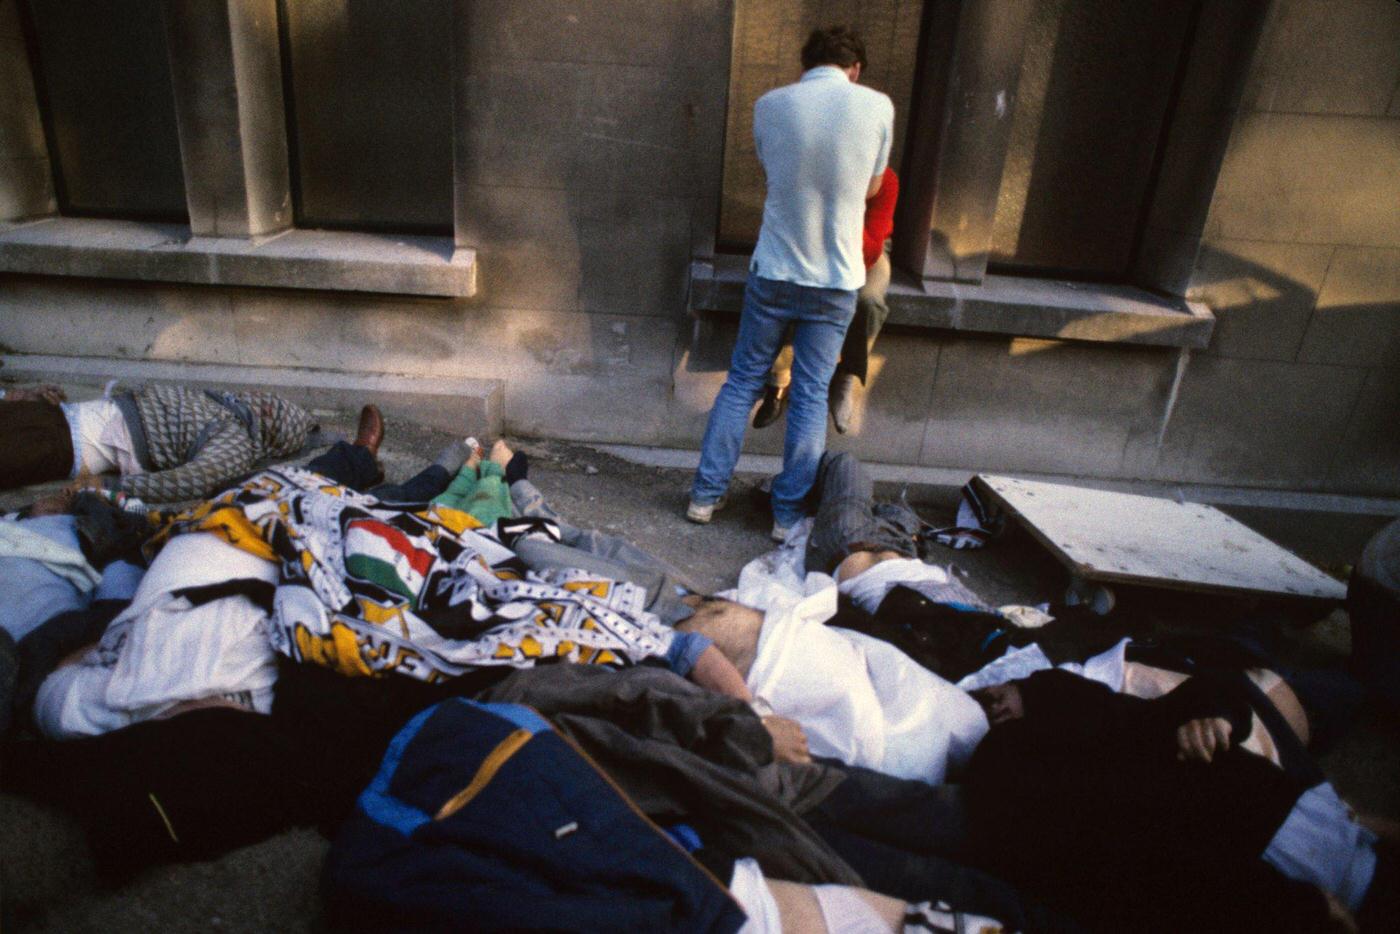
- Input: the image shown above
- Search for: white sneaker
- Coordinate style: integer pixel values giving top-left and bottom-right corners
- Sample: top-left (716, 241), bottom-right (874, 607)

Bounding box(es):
top-left (686, 495), bottom-right (726, 524)
top-left (771, 521), bottom-right (793, 542)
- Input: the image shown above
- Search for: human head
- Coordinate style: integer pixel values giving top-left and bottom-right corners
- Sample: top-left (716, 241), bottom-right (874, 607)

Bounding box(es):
top-left (801, 25), bottom-right (867, 81)
top-left (970, 682), bottom-right (1024, 726)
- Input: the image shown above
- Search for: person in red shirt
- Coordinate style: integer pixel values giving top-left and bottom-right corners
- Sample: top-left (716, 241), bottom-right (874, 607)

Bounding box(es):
top-left (754, 166), bottom-right (899, 434)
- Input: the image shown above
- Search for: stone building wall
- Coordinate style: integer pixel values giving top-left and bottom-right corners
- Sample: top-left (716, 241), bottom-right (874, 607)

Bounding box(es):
top-left (0, 0), bottom-right (1396, 497)
top-left (1177, 0), bottom-right (1400, 493)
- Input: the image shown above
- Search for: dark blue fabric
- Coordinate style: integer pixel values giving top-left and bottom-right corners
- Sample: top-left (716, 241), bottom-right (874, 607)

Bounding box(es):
top-left (304, 441), bottom-right (450, 504)
top-left (326, 699), bottom-right (745, 933)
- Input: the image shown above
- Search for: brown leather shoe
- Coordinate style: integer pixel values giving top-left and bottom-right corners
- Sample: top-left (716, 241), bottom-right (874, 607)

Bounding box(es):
top-left (354, 404), bottom-right (385, 456)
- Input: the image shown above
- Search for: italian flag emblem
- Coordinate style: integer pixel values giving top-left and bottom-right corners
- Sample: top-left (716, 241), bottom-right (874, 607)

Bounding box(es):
top-left (344, 519), bottom-right (435, 605)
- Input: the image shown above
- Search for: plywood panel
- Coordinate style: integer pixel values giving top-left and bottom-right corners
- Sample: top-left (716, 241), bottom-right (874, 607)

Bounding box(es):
top-left (975, 474), bottom-right (1347, 601)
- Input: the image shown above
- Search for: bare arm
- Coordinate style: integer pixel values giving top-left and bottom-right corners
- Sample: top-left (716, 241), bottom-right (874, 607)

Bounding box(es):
top-left (688, 644), bottom-right (754, 703)
top-left (867, 173), bottom-right (883, 198)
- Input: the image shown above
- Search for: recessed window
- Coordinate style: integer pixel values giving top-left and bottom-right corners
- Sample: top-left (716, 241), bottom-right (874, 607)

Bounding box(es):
top-left (23, 0), bottom-right (187, 220)
top-left (278, 0), bottom-right (454, 234)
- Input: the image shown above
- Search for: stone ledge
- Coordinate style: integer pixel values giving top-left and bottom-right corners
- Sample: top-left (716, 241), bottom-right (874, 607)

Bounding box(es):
top-left (0, 354), bottom-right (502, 436)
top-left (689, 255), bottom-right (1215, 349)
top-left (0, 217), bottom-right (475, 298)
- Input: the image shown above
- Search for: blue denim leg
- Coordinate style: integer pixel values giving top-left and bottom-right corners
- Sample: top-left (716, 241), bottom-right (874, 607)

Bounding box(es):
top-left (690, 276), bottom-right (794, 505)
top-left (771, 285), bottom-right (856, 526)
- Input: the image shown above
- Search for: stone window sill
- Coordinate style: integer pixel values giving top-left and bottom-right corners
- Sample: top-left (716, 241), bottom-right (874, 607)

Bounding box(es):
top-left (688, 255), bottom-right (1214, 349)
top-left (0, 217), bottom-right (475, 298)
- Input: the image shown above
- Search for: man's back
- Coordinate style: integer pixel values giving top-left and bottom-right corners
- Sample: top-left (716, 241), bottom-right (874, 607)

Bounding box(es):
top-left (751, 67), bottom-right (893, 292)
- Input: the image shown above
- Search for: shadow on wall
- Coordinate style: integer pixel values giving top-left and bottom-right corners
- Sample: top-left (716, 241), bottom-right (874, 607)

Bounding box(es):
top-left (673, 240), bottom-right (1397, 491)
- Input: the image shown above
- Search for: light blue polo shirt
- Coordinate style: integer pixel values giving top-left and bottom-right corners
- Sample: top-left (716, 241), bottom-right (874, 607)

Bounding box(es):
top-left (750, 66), bottom-right (894, 292)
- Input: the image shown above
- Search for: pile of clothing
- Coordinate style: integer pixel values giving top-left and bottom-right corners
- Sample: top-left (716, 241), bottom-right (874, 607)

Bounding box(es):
top-left (0, 448), bottom-right (1393, 934)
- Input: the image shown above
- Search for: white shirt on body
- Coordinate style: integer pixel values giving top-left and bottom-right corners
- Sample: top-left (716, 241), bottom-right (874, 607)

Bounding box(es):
top-left (749, 66), bottom-right (894, 292)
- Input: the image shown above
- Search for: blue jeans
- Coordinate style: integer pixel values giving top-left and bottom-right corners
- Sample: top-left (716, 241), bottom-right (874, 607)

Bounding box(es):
top-left (691, 275), bottom-right (856, 527)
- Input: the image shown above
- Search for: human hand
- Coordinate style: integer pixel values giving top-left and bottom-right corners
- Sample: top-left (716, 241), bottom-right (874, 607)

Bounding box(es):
top-left (762, 715), bottom-right (811, 765)
top-left (489, 439), bottom-right (514, 468)
top-left (7, 384), bottom-right (67, 404)
top-left (1177, 717), bottom-right (1232, 763)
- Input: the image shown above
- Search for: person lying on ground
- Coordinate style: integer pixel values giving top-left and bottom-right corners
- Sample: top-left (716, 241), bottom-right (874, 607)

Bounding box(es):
top-left (128, 409), bottom-right (754, 703)
top-left (508, 466), bottom-right (701, 626)
top-left (961, 668), bottom-right (1396, 933)
top-left (0, 488), bottom-right (151, 734)
top-left (0, 381), bottom-right (315, 503)
top-left (675, 586), bottom-right (988, 785)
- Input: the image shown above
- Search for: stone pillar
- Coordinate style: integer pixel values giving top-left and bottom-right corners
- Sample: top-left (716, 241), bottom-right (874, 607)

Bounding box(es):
top-left (0, 0), bottom-right (56, 220)
top-left (161, 0), bottom-right (291, 238)
top-left (892, 0), bottom-right (1034, 284)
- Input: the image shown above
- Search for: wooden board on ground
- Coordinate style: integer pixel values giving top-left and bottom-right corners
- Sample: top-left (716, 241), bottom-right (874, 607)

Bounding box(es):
top-left (973, 474), bottom-right (1348, 602)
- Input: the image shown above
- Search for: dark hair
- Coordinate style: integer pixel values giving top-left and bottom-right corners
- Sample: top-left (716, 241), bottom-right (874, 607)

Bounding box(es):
top-left (801, 25), bottom-right (867, 71)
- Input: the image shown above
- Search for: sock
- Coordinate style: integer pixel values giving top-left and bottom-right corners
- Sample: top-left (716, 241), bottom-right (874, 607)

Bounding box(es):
top-left (433, 440), bottom-right (472, 475)
top-left (505, 451), bottom-right (529, 485)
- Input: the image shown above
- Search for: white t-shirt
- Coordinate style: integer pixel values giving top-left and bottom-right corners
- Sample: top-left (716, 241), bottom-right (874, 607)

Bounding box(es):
top-left (62, 399), bottom-right (143, 477)
top-left (750, 66), bottom-right (894, 291)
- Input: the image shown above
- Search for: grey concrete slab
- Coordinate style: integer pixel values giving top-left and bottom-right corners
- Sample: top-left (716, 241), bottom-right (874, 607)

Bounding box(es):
top-left (1189, 239), bottom-right (1334, 361)
top-left (455, 184), bottom-right (582, 311)
top-left (1242, 0), bottom-right (1400, 117)
top-left (1328, 367), bottom-right (1400, 495)
top-left (0, 274), bottom-right (237, 361)
top-left (0, 353), bottom-right (503, 437)
top-left (1205, 112), bottom-right (1400, 248)
top-left (691, 256), bottom-right (1216, 347)
top-left (826, 329), bottom-right (941, 465)
top-left (920, 336), bottom-right (1173, 476)
top-left (466, 0), bottom-right (694, 68)
top-left (228, 290), bottom-right (473, 376)
top-left (0, 218), bottom-right (474, 297)
top-left (504, 370), bottom-right (672, 445)
top-left (459, 59), bottom-right (698, 197)
top-left (578, 191), bottom-right (691, 316)
top-left (457, 62), bottom-right (592, 192)
top-left (1297, 246), bottom-right (1400, 368)
top-left (1152, 356), bottom-right (1368, 489)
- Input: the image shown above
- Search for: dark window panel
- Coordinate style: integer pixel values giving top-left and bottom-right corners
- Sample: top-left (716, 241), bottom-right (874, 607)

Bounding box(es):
top-left (23, 0), bottom-right (188, 220)
top-left (280, 0), bottom-right (453, 234)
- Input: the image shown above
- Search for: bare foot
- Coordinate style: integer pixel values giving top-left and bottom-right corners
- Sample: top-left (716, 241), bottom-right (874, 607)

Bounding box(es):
top-left (28, 487), bottom-right (75, 517)
top-left (489, 439), bottom-right (514, 468)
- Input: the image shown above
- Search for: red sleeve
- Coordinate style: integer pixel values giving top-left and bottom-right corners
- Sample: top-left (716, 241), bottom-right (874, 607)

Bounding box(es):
top-left (862, 168), bottom-right (899, 269)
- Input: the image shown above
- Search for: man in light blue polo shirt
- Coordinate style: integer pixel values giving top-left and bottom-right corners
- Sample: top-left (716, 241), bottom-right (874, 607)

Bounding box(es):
top-left (689, 25), bottom-right (894, 540)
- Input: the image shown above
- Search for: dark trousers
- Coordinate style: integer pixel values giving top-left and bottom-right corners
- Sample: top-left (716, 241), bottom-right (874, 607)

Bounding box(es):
top-left (805, 452), bottom-right (920, 575)
top-left (806, 763), bottom-right (1078, 933)
top-left (304, 441), bottom-right (450, 503)
top-left (0, 401), bottom-right (73, 489)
